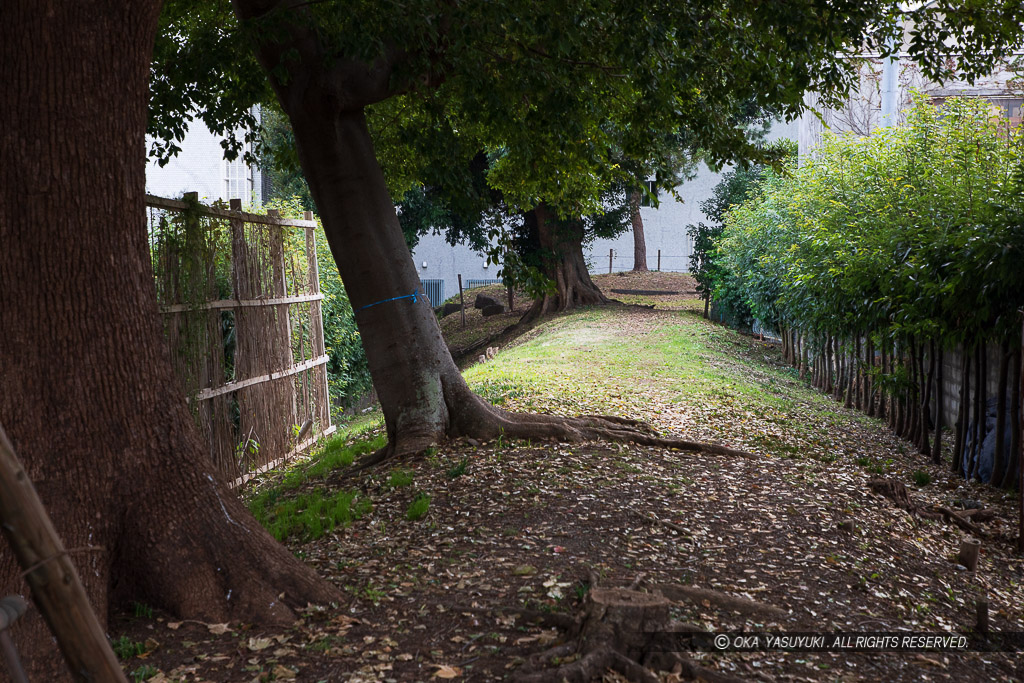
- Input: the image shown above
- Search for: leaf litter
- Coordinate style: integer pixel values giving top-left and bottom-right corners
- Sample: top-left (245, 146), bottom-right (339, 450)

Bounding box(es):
top-left (113, 273), bottom-right (1024, 682)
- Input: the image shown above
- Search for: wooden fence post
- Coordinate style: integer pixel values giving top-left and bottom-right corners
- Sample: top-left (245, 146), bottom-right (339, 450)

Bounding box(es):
top-left (657, 249), bottom-right (661, 272)
top-left (609, 248), bottom-right (613, 274)
top-left (0, 425), bottom-right (127, 682)
top-left (458, 274), bottom-right (465, 328)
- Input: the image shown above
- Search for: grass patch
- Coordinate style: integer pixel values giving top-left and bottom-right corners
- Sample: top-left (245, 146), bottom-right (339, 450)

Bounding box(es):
top-left (249, 432), bottom-right (386, 497)
top-left (913, 470), bottom-right (932, 487)
top-left (249, 488), bottom-right (372, 542)
top-left (111, 635), bottom-right (146, 660)
top-left (388, 468), bottom-right (415, 489)
top-left (130, 665), bottom-right (160, 682)
top-left (406, 492), bottom-right (431, 521)
top-left (446, 457), bottom-right (469, 479)
top-left (132, 601), bottom-right (153, 619)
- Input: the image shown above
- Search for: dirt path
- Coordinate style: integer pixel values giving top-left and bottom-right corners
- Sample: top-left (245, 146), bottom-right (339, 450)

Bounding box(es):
top-left (113, 276), bottom-right (1024, 683)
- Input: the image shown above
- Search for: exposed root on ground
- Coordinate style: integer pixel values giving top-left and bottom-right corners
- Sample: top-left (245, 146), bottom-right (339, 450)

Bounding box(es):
top-left (653, 583), bottom-right (788, 621)
top-left (868, 477), bottom-right (989, 537)
top-left (360, 407), bottom-right (760, 469)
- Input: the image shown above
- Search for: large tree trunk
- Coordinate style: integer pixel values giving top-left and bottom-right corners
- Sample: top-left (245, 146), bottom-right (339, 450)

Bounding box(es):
top-left (629, 188), bottom-right (649, 271)
top-left (0, 4), bottom-right (340, 678)
top-left (522, 204), bottom-right (610, 322)
top-left (235, 4), bottom-right (751, 466)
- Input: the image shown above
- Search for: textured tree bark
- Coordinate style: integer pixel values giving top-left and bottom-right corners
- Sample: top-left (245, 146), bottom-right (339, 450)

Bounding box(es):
top-left (854, 336), bottom-right (863, 410)
top-left (1010, 345), bottom-right (1020, 493)
top-left (866, 337), bottom-right (876, 417)
top-left (919, 339), bottom-right (935, 456)
top-left (0, 4), bottom-right (340, 678)
top-left (969, 344), bottom-right (986, 481)
top-left (953, 349), bottom-right (970, 474)
top-left (521, 205), bottom-right (610, 322)
top-left (932, 345), bottom-right (945, 465)
top-left (629, 189), bottom-right (649, 271)
top-left (799, 333), bottom-right (808, 380)
top-left (992, 339), bottom-right (1010, 487)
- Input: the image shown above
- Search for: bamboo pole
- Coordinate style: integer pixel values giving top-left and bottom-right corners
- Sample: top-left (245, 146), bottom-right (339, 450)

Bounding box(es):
top-left (0, 425), bottom-right (127, 682)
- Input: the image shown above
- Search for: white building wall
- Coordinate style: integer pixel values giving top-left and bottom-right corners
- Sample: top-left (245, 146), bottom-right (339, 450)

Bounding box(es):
top-left (146, 119), bottom-right (262, 205)
top-left (798, 57), bottom-right (1021, 159)
top-left (411, 238), bottom-right (500, 306)
top-left (586, 161), bottom-right (722, 275)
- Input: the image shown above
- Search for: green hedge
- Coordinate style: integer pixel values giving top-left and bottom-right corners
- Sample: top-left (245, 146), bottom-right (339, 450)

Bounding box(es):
top-left (715, 95), bottom-right (1024, 487)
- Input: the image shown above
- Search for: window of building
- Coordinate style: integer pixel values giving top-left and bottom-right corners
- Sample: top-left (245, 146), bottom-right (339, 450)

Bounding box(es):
top-left (224, 146), bottom-right (253, 201)
top-left (641, 180), bottom-right (659, 208)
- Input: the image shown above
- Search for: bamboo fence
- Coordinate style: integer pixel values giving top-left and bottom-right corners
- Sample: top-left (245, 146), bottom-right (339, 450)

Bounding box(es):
top-left (147, 194), bottom-right (333, 485)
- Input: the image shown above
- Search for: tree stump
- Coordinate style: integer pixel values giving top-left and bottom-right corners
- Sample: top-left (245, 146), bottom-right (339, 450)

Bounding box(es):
top-left (513, 587), bottom-right (742, 683)
top-left (958, 538), bottom-right (981, 571)
top-left (868, 478), bottom-right (914, 509)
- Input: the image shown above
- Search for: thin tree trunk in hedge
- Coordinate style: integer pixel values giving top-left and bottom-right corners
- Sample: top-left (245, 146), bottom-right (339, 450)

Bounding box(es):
top-left (827, 337), bottom-right (835, 397)
top-left (911, 338), bottom-right (921, 443)
top-left (953, 349), bottom-right (970, 475)
top-left (854, 336), bottom-right (863, 410)
top-left (800, 333), bottom-right (808, 379)
top-left (892, 341), bottom-right (904, 435)
top-left (0, 5), bottom-right (341, 679)
top-left (630, 189), bottom-right (648, 272)
top-left (932, 345), bottom-right (945, 465)
top-left (820, 337), bottom-right (829, 393)
top-left (992, 339), bottom-right (1010, 487)
top-left (969, 344), bottom-right (986, 481)
top-left (910, 340), bottom-right (917, 441)
top-left (879, 340), bottom-right (888, 421)
top-left (917, 338), bottom-right (930, 451)
top-left (844, 339), bottom-right (855, 409)
top-left (1010, 345), bottom-right (1021, 491)
top-left (866, 337), bottom-right (876, 417)
top-left (922, 340), bottom-right (935, 455)
top-left (813, 339), bottom-right (822, 389)
top-left (845, 339), bottom-right (851, 398)
top-left (835, 337), bottom-right (844, 400)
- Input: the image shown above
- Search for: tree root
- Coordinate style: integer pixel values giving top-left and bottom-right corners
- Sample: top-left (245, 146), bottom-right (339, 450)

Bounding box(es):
top-left (653, 584), bottom-right (788, 621)
top-left (357, 403), bottom-right (760, 470)
top-left (629, 508), bottom-right (695, 540)
top-left (867, 478), bottom-right (987, 537)
top-left (452, 605), bottom-right (578, 632)
top-left (918, 505), bottom-right (985, 536)
top-left (463, 409), bottom-right (760, 460)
